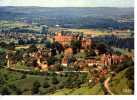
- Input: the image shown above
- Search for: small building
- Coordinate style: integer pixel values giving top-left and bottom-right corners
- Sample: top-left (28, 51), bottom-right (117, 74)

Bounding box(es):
top-left (64, 47), bottom-right (73, 56)
top-left (61, 57), bottom-right (68, 67)
top-left (81, 37), bottom-right (92, 49)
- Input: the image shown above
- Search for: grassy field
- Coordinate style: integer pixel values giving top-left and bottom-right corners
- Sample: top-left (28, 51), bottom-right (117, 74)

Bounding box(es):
top-left (11, 75), bottom-right (46, 95)
top-left (48, 27), bottom-right (109, 36)
top-left (0, 20), bottom-right (40, 31)
top-left (15, 45), bottom-right (30, 50)
top-left (53, 83), bottom-right (104, 95)
top-left (0, 68), bottom-right (90, 95)
top-left (15, 44), bottom-right (45, 50)
top-left (110, 68), bottom-right (133, 95)
top-left (0, 64), bottom-right (133, 95)
top-left (63, 28), bottom-right (109, 36)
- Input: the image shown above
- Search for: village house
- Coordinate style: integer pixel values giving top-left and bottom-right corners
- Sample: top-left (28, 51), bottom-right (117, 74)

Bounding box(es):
top-left (100, 53), bottom-right (128, 66)
top-left (85, 57), bottom-right (96, 67)
top-left (61, 57), bottom-right (68, 67)
top-left (30, 50), bottom-right (49, 71)
top-left (64, 47), bottom-right (73, 56)
top-left (81, 37), bottom-right (92, 49)
top-left (61, 47), bottom-right (73, 67)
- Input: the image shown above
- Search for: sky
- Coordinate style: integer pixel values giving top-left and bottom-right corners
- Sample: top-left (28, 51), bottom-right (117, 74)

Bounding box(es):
top-left (0, 0), bottom-right (134, 7)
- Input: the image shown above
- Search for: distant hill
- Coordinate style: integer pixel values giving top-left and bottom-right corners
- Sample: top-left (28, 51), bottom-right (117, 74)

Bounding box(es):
top-left (0, 6), bottom-right (134, 29)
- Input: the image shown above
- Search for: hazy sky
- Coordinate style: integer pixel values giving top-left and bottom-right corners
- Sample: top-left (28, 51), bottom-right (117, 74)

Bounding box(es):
top-left (0, 0), bottom-right (134, 7)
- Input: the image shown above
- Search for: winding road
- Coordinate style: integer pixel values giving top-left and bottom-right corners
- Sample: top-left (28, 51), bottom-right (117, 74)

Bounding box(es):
top-left (104, 77), bottom-right (114, 95)
top-left (2, 66), bottom-right (88, 74)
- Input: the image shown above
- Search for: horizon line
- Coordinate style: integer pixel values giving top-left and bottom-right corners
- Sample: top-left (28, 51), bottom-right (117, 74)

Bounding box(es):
top-left (0, 5), bottom-right (134, 8)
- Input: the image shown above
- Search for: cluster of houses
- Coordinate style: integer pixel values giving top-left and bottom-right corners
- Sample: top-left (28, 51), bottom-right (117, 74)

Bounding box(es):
top-left (30, 50), bottom-right (49, 71)
top-left (61, 52), bottom-right (128, 68)
top-left (5, 30), bottom-right (130, 73)
top-left (54, 31), bottom-right (128, 69)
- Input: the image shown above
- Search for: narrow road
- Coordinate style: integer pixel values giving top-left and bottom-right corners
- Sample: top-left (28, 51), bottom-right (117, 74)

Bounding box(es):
top-left (2, 66), bottom-right (88, 74)
top-left (2, 65), bottom-right (115, 95)
top-left (104, 77), bottom-right (114, 95)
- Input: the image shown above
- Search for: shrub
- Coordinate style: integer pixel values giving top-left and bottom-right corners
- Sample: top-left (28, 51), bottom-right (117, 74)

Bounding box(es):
top-left (48, 85), bottom-right (56, 94)
top-left (21, 74), bottom-right (27, 79)
top-left (16, 88), bottom-right (22, 95)
top-left (43, 81), bottom-right (50, 88)
top-left (56, 82), bottom-right (64, 90)
top-left (1, 86), bottom-right (11, 95)
top-left (51, 76), bottom-right (59, 85)
top-left (31, 81), bottom-right (41, 94)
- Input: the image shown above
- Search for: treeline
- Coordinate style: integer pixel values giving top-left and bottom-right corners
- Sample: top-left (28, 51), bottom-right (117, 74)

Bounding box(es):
top-left (93, 35), bottom-right (134, 49)
top-left (0, 7), bottom-right (134, 29)
top-left (1, 28), bottom-right (39, 34)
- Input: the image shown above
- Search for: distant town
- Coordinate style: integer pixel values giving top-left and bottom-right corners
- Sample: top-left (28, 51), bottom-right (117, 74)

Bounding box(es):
top-left (0, 7), bottom-right (134, 95)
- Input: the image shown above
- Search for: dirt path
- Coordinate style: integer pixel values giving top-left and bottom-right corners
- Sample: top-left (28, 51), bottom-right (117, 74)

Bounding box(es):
top-left (104, 77), bottom-right (114, 95)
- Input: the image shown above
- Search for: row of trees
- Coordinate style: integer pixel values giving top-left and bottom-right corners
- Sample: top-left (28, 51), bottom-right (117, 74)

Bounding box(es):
top-left (93, 35), bottom-right (134, 49)
top-left (0, 67), bottom-right (88, 95)
top-left (0, 42), bottom-right (15, 50)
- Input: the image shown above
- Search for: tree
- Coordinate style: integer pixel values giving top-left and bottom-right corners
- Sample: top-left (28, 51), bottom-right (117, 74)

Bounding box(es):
top-left (78, 73), bottom-right (88, 83)
top-left (47, 56), bottom-right (57, 65)
top-left (54, 41), bottom-right (64, 54)
top-left (18, 39), bottom-right (25, 45)
top-left (8, 84), bottom-right (22, 95)
top-left (32, 59), bottom-right (38, 67)
top-left (31, 81), bottom-right (41, 94)
top-left (86, 49), bottom-right (96, 57)
top-left (56, 82), bottom-right (64, 90)
top-left (0, 75), bottom-right (5, 85)
top-left (45, 40), bottom-right (51, 48)
top-left (47, 85), bottom-right (56, 93)
top-left (63, 77), bottom-right (73, 88)
top-left (7, 42), bottom-right (15, 50)
top-left (1, 86), bottom-right (11, 95)
top-left (114, 51), bottom-right (121, 56)
top-left (15, 88), bottom-right (22, 95)
top-left (125, 66), bottom-right (134, 92)
top-left (56, 64), bottom-right (63, 71)
top-left (51, 48), bottom-right (57, 56)
top-left (28, 44), bottom-right (38, 53)
top-left (14, 50), bottom-right (24, 61)
top-left (21, 74), bottom-right (27, 79)
top-left (8, 84), bottom-right (17, 91)
top-left (51, 76), bottom-right (59, 85)
top-left (96, 43), bottom-right (107, 54)
top-left (0, 42), bottom-right (7, 48)
top-left (0, 51), bottom-right (6, 66)
top-left (71, 40), bottom-right (81, 54)
top-left (43, 81), bottom-right (50, 88)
